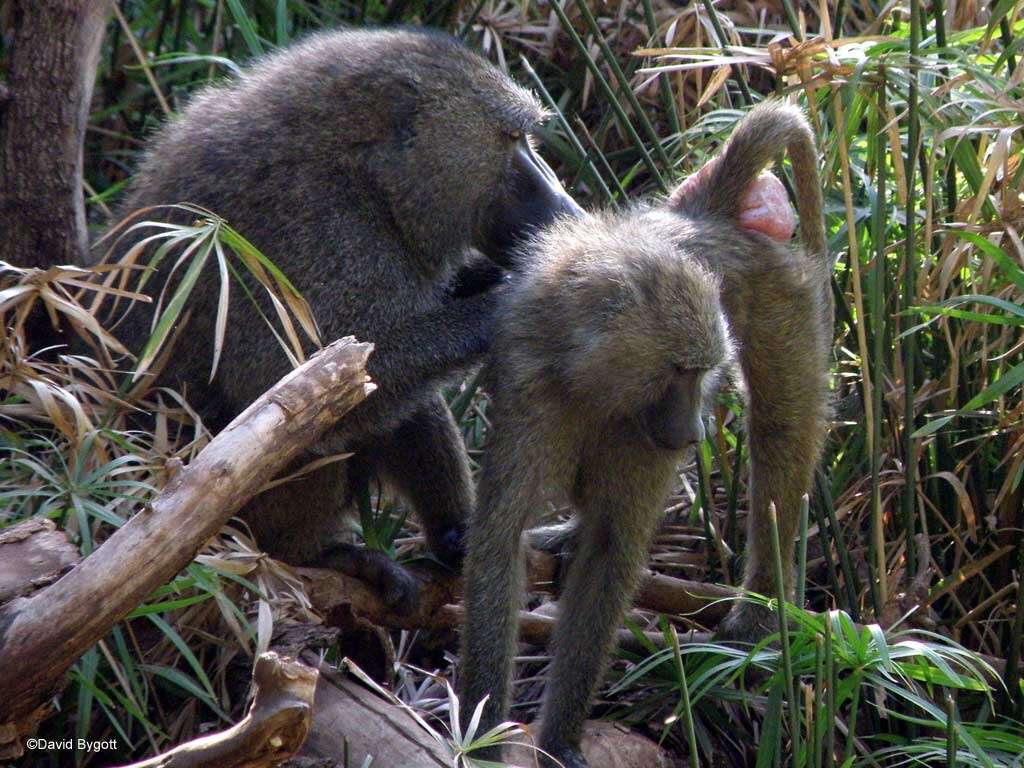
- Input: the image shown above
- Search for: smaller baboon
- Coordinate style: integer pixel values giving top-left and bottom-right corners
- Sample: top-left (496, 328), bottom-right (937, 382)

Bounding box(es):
top-left (459, 101), bottom-right (831, 767)
top-left (106, 28), bottom-right (581, 612)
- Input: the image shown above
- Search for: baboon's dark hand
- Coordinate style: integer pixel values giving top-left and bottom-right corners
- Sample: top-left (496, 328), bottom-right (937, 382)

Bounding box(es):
top-left (449, 259), bottom-right (510, 299)
top-left (378, 560), bottom-right (421, 616)
top-left (313, 543), bottom-right (422, 616)
top-left (429, 522), bottom-right (466, 569)
top-left (464, 288), bottom-right (504, 358)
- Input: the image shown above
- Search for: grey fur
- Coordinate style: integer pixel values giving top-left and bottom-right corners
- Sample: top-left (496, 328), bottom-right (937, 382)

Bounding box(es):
top-left (107, 28), bottom-right (574, 609)
top-left (459, 100), bottom-right (831, 767)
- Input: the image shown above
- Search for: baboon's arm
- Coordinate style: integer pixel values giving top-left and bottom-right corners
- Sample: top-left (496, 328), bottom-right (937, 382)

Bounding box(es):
top-left (536, 449), bottom-right (677, 765)
top-left (357, 291), bottom-right (498, 409)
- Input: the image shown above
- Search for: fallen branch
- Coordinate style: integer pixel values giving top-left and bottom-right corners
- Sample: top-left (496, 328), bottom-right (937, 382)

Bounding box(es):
top-left (298, 551), bottom-right (735, 633)
top-left (299, 552), bottom-right (1007, 678)
top-left (0, 518), bottom-right (80, 605)
top-left (296, 653), bottom-right (449, 768)
top-left (121, 652), bottom-right (318, 768)
top-left (435, 604), bottom-right (710, 652)
top-left (0, 337), bottom-right (374, 751)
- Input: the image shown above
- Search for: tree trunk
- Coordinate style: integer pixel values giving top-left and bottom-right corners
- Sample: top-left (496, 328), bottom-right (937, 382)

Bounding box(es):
top-left (0, 0), bottom-right (113, 269)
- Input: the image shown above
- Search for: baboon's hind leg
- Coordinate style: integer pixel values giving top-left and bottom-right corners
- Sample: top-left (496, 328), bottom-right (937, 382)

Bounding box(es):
top-left (354, 391), bottom-right (474, 567)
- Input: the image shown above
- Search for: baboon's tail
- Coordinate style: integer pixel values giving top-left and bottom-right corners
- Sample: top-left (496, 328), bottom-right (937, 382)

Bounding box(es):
top-left (688, 100), bottom-right (827, 263)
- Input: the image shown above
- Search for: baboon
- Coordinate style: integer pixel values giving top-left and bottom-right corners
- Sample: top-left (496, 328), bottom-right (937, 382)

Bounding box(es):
top-left (459, 101), bottom-right (831, 767)
top-left (110, 28), bottom-right (582, 611)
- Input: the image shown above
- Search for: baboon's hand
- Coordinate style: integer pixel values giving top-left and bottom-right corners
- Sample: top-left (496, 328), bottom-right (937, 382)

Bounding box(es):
top-left (527, 519), bottom-right (579, 556)
top-left (376, 560), bottom-right (421, 616)
top-left (315, 544), bottom-right (421, 616)
top-left (527, 520), bottom-right (579, 595)
top-left (449, 258), bottom-right (510, 299)
top-left (427, 521), bottom-right (466, 568)
top-left (465, 287), bottom-right (508, 358)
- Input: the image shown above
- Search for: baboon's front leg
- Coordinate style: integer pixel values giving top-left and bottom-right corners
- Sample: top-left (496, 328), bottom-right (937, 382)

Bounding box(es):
top-left (537, 450), bottom-right (678, 766)
top-left (459, 416), bottom-right (548, 745)
top-left (717, 254), bottom-right (832, 640)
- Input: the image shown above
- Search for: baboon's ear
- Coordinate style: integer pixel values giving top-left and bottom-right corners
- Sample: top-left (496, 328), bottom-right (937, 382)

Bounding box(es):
top-left (667, 157), bottom-right (796, 242)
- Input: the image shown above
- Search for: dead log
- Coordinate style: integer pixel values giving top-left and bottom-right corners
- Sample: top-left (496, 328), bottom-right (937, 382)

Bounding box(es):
top-left (295, 651), bottom-right (674, 768)
top-left (0, 518), bottom-right (80, 605)
top-left (298, 554), bottom-right (735, 633)
top-left (120, 652), bottom-right (318, 768)
top-left (0, 337), bottom-right (373, 753)
top-left (297, 653), bottom-right (449, 767)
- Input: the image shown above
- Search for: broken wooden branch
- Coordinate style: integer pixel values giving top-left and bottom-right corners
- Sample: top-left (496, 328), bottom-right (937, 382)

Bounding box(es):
top-left (0, 338), bottom-right (373, 750)
top-left (296, 653), bottom-right (449, 767)
top-left (121, 652), bottom-right (318, 768)
top-left (0, 518), bottom-right (80, 605)
top-left (298, 549), bottom-right (1006, 678)
top-left (298, 551), bottom-right (735, 634)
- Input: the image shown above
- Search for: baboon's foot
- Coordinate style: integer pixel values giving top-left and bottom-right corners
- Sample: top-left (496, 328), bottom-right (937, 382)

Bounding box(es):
top-left (527, 519), bottom-right (579, 555)
top-left (540, 742), bottom-right (589, 768)
top-left (314, 543), bottom-right (420, 616)
top-left (714, 601), bottom-right (779, 644)
top-left (527, 519), bottom-right (579, 595)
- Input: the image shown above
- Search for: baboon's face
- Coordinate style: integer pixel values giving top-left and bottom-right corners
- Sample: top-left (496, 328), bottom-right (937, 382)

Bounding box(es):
top-left (394, 57), bottom-right (582, 266)
top-left (474, 135), bottom-right (584, 266)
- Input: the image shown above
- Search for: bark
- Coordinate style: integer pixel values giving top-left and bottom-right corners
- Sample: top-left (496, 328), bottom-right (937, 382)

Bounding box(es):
top-left (296, 653), bottom-right (449, 767)
top-left (0, 338), bottom-right (374, 751)
top-left (120, 653), bottom-right (318, 768)
top-left (0, 518), bottom-right (80, 605)
top-left (298, 553), bottom-right (735, 633)
top-left (0, 0), bottom-right (113, 269)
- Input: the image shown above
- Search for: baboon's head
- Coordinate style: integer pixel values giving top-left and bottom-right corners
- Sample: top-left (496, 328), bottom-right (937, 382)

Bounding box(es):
top-left (520, 213), bottom-right (731, 451)
top-left (308, 29), bottom-right (582, 268)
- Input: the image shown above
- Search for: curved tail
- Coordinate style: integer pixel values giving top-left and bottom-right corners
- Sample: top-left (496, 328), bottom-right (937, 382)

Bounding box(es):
top-left (678, 101), bottom-right (827, 263)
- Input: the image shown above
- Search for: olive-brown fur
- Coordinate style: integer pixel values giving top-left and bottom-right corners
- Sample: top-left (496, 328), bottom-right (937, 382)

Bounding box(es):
top-left (459, 100), bottom-right (831, 767)
top-left (108, 28), bottom-right (562, 607)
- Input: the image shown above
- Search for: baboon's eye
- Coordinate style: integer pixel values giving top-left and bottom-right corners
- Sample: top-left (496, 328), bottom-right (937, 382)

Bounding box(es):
top-left (507, 129), bottom-right (524, 141)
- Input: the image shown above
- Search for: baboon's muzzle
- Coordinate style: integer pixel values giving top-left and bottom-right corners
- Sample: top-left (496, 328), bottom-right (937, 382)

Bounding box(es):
top-left (476, 140), bottom-right (584, 267)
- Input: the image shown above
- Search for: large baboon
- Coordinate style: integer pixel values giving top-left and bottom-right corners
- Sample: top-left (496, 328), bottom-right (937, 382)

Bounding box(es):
top-left (110, 28), bottom-right (581, 611)
top-left (459, 101), bottom-right (831, 767)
